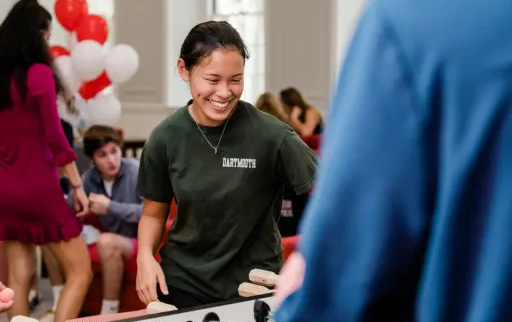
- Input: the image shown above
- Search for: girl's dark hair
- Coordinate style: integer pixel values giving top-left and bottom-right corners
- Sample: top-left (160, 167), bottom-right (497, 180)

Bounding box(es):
top-left (179, 21), bottom-right (249, 71)
top-left (0, 0), bottom-right (64, 111)
top-left (280, 87), bottom-right (310, 112)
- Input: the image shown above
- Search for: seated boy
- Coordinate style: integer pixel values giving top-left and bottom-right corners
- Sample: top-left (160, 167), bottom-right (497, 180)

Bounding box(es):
top-left (67, 125), bottom-right (143, 314)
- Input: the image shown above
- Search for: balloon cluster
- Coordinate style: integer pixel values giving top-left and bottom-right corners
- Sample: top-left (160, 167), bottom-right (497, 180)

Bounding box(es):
top-left (49, 0), bottom-right (139, 127)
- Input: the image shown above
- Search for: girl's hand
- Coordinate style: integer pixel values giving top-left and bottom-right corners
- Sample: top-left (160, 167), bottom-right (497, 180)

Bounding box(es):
top-left (136, 253), bottom-right (168, 305)
top-left (73, 186), bottom-right (90, 217)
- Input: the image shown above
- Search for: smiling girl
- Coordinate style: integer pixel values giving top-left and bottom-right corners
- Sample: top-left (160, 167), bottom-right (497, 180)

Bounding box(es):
top-left (135, 21), bottom-right (318, 309)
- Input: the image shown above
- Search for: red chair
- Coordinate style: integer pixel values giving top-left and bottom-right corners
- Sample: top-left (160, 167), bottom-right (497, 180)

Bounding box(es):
top-left (80, 200), bottom-right (177, 315)
top-left (300, 134), bottom-right (322, 151)
top-left (281, 235), bottom-right (299, 261)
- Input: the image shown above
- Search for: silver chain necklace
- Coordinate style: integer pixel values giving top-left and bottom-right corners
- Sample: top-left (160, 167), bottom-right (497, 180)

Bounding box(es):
top-left (191, 108), bottom-right (234, 155)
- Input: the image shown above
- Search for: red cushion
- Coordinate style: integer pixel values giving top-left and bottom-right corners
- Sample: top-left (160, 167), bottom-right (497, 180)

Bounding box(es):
top-left (87, 242), bottom-right (139, 282)
top-left (300, 134), bottom-right (322, 151)
top-left (87, 243), bottom-right (102, 272)
top-left (124, 252), bottom-right (139, 283)
top-left (281, 235), bottom-right (298, 261)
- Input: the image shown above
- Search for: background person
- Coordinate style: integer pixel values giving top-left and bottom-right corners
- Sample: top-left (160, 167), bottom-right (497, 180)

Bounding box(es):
top-left (0, 1), bottom-right (92, 321)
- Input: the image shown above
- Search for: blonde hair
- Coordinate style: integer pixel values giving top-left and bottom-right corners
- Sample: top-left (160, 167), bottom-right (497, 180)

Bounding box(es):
top-left (255, 92), bottom-right (288, 123)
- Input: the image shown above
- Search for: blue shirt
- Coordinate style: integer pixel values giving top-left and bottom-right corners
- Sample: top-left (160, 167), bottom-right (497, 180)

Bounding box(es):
top-left (276, 0), bottom-right (512, 321)
top-left (70, 157), bottom-right (143, 238)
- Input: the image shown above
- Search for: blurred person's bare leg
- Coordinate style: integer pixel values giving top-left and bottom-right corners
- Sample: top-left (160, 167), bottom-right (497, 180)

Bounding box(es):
top-left (42, 246), bottom-right (65, 312)
top-left (45, 236), bottom-right (93, 322)
top-left (4, 241), bottom-right (35, 319)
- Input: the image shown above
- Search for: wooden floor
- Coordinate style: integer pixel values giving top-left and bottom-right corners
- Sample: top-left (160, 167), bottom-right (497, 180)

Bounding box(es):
top-left (0, 278), bottom-right (53, 322)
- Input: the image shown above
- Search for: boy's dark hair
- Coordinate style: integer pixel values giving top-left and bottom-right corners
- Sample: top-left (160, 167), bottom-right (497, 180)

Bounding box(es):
top-left (83, 125), bottom-right (122, 158)
top-left (180, 20), bottom-right (249, 71)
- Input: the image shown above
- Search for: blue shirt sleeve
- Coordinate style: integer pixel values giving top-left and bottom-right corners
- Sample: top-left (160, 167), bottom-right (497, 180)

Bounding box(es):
top-left (276, 3), bottom-right (434, 322)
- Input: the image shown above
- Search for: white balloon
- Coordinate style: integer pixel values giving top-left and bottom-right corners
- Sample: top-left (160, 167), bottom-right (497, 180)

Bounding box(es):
top-left (105, 44), bottom-right (139, 84)
top-left (86, 93), bottom-right (122, 126)
top-left (71, 40), bottom-right (105, 82)
top-left (54, 56), bottom-right (82, 94)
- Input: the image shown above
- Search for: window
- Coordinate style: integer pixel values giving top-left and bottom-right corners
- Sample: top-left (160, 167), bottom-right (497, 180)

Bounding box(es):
top-left (210, 0), bottom-right (265, 105)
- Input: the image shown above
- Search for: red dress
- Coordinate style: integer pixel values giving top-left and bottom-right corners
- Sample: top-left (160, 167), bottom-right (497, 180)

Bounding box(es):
top-left (0, 64), bottom-right (83, 244)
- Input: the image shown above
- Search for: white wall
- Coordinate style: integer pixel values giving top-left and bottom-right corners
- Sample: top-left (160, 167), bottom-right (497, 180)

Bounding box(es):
top-left (335, 0), bottom-right (368, 80)
top-left (116, 0), bottom-right (356, 140)
top-left (114, 0), bottom-right (174, 140)
top-left (0, 0), bottom-right (16, 22)
top-left (264, 0), bottom-right (368, 113)
top-left (114, 0), bottom-right (210, 140)
top-left (165, 0), bottom-right (207, 107)
top-left (0, 0), bottom-right (368, 140)
top-left (38, 0), bottom-right (70, 47)
top-left (265, 0), bottom-right (338, 112)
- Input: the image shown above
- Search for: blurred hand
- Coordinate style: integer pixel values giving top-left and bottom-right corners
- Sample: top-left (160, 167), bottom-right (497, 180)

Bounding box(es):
top-left (0, 282), bottom-right (14, 312)
top-left (89, 193), bottom-right (110, 215)
top-left (275, 252), bottom-right (306, 306)
top-left (73, 187), bottom-right (90, 217)
top-left (66, 96), bottom-right (79, 115)
top-left (136, 253), bottom-right (168, 305)
top-left (290, 106), bottom-right (302, 121)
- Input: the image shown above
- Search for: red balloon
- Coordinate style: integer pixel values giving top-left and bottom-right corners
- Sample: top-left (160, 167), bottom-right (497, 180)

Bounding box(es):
top-left (79, 71), bottom-right (111, 100)
top-left (54, 0), bottom-right (88, 32)
top-left (49, 45), bottom-right (70, 59)
top-left (76, 14), bottom-right (109, 45)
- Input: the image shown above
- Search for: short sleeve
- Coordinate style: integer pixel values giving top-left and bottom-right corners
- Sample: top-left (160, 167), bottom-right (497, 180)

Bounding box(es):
top-left (277, 130), bottom-right (318, 195)
top-left (28, 64), bottom-right (76, 166)
top-left (136, 128), bottom-right (174, 203)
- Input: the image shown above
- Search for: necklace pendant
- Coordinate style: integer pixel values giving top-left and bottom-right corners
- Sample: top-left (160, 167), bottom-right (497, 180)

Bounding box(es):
top-left (214, 147), bottom-right (218, 155)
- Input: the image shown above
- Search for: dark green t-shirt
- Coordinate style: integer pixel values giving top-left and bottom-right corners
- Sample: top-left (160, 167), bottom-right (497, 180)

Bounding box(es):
top-left (136, 100), bottom-right (317, 302)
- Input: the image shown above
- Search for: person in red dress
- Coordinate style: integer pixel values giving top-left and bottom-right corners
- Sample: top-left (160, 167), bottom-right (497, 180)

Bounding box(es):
top-left (0, 1), bottom-right (93, 322)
